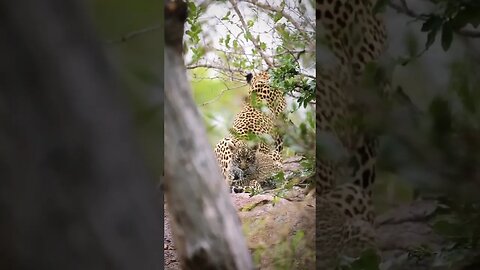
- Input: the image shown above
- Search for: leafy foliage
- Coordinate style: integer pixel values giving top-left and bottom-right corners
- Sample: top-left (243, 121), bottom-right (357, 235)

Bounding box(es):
top-left (398, 0), bottom-right (480, 51)
top-left (335, 1), bottom-right (480, 268)
top-left (270, 53), bottom-right (315, 109)
top-left (185, 1), bottom-right (207, 62)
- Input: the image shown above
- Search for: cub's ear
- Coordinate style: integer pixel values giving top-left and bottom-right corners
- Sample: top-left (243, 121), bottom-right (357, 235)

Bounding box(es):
top-left (227, 140), bottom-right (236, 151)
top-left (250, 143), bottom-right (259, 151)
top-left (246, 73), bottom-right (253, 84)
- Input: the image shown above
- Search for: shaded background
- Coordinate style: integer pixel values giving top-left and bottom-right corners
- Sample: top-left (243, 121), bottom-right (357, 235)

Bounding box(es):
top-left (88, 0), bottom-right (163, 178)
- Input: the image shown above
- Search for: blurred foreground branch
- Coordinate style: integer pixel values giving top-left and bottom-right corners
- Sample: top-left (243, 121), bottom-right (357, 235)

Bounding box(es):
top-left (164, 1), bottom-right (253, 269)
top-left (0, 0), bottom-right (163, 268)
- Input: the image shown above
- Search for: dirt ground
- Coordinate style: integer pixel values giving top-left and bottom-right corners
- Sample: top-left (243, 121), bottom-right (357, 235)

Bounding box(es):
top-left (164, 204), bottom-right (181, 270)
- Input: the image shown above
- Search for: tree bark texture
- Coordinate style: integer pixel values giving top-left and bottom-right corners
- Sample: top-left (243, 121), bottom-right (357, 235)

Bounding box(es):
top-left (0, 1), bottom-right (163, 269)
top-left (164, 1), bottom-right (254, 270)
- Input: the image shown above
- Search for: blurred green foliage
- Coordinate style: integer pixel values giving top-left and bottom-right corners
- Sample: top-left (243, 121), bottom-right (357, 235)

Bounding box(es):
top-left (87, 0), bottom-right (163, 178)
top-left (341, 1), bottom-right (480, 269)
top-left (190, 68), bottom-right (246, 145)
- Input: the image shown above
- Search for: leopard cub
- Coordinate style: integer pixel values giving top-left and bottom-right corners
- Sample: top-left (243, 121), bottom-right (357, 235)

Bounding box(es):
top-left (228, 140), bottom-right (281, 192)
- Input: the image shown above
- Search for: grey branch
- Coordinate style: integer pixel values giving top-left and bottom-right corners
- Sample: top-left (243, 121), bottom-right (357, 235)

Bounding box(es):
top-left (186, 64), bottom-right (245, 74)
top-left (242, 0), bottom-right (314, 47)
top-left (229, 0), bottom-right (274, 68)
top-left (200, 84), bottom-right (247, 106)
top-left (108, 24), bottom-right (161, 44)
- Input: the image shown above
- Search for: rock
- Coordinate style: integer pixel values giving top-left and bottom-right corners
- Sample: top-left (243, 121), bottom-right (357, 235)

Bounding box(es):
top-left (164, 192), bottom-right (315, 269)
top-left (282, 156), bottom-right (304, 172)
top-left (376, 200), bottom-right (438, 226)
top-left (376, 200), bottom-right (444, 254)
top-left (232, 192), bottom-right (315, 269)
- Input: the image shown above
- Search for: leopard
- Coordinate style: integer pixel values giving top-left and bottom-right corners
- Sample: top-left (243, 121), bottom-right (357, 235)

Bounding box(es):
top-left (245, 70), bottom-right (287, 156)
top-left (316, 196), bottom-right (376, 269)
top-left (246, 71), bottom-right (286, 117)
top-left (228, 140), bottom-right (282, 193)
top-left (315, 0), bottom-right (389, 266)
top-left (214, 71), bottom-right (287, 191)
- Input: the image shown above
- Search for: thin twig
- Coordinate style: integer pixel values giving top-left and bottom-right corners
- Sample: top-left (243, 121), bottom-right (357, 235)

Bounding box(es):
top-left (200, 84), bottom-right (247, 106)
top-left (108, 24), bottom-right (161, 44)
top-left (214, 48), bottom-right (312, 58)
top-left (457, 29), bottom-right (480, 38)
top-left (300, 73), bottom-right (315, 79)
top-left (186, 64), bottom-right (245, 74)
top-left (242, 0), bottom-right (314, 47)
top-left (229, 0), bottom-right (274, 67)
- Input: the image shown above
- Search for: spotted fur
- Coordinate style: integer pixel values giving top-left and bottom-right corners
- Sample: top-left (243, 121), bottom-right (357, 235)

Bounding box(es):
top-left (229, 141), bottom-right (282, 192)
top-left (214, 72), bottom-right (286, 191)
top-left (316, 0), bottom-right (388, 263)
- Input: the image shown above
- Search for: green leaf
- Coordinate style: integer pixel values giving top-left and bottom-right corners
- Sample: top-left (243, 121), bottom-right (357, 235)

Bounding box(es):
top-left (260, 42), bottom-right (267, 50)
top-left (274, 171), bottom-right (285, 182)
top-left (441, 22), bottom-right (453, 51)
top-left (299, 123), bottom-right (307, 135)
top-left (191, 46), bottom-right (206, 63)
top-left (421, 16), bottom-right (443, 32)
top-left (187, 1), bottom-right (197, 15)
top-left (221, 11), bottom-right (231, 20)
top-left (292, 230), bottom-right (305, 249)
top-left (273, 11), bottom-right (282, 22)
top-left (225, 34), bottom-right (231, 48)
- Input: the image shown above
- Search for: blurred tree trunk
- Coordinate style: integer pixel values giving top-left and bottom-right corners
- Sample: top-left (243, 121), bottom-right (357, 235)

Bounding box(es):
top-left (164, 1), bottom-right (253, 269)
top-left (0, 1), bottom-right (163, 269)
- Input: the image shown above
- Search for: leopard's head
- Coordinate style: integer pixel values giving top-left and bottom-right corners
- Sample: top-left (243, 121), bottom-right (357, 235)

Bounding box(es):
top-left (228, 140), bottom-right (259, 183)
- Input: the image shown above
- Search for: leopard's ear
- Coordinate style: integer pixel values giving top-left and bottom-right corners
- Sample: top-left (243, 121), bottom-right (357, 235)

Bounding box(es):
top-left (246, 73), bottom-right (253, 84)
top-left (250, 143), bottom-right (259, 152)
top-left (227, 140), bottom-right (236, 152)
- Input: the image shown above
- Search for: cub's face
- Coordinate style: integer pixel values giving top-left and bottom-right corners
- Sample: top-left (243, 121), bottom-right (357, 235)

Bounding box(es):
top-left (233, 145), bottom-right (257, 172)
top-left (228, 141), bottom-right (259, 182)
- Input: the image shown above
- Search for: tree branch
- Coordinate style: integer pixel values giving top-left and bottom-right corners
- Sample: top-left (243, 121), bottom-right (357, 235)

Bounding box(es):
top-left (229, 0), bottom-right (274, 68)
top-left (186, 64), bottom-right (245, 74)
top-left (108, 24), bottom-right (161, 44)
top-left (242, 0), bottom-right (314, 47)
top-left (165, 1), bottom-right (253, 269)
top-left (0, 0), bottom-right (163, 268)
top-left (457, 28), bottom-right (480, 38)
top-left (200, 84), bottom-right (247, 106)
